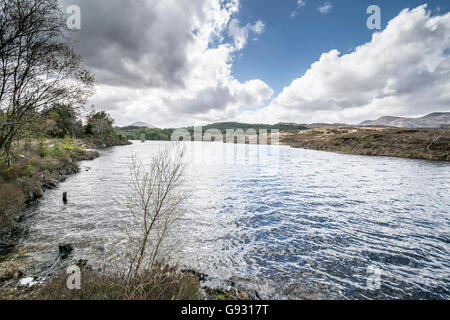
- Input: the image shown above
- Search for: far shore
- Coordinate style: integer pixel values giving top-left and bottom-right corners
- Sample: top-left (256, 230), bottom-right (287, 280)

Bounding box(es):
top-left (279, 126), bottom-right (450, 162)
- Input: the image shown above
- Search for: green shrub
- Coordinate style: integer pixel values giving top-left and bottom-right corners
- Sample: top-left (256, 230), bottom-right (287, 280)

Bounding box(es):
top-left (50, 144), bottom-right (64, 158)
top-left (62, 139), bottom-right (83, 154)
top-left (37, 141), bottom-right (49, 158)
top-left (24, 164), bottom-right (35, 177)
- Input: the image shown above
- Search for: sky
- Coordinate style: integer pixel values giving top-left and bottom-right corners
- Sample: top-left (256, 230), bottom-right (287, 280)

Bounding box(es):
top-left (59, 0), bottom-right (450, 127)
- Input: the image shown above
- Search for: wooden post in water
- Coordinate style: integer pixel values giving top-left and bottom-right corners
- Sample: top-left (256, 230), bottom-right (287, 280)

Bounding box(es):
top-left (63, 192), bottom-right (68, 204)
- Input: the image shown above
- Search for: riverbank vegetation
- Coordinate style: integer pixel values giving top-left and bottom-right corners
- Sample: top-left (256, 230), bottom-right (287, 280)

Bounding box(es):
top-left (181, 122), bottom-right (308, 135)
top-left (119, 126), bottom-right (173, 141)
top-left (281, 127), bottom-right (450, 161)
top-left (31, 266), bottom-right (256, 300)
top-left (34, 264), bottom-right (201, 300)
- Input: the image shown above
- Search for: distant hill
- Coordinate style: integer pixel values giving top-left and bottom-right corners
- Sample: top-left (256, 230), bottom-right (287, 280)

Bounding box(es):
top-left (117, 122), bottom-right (307, 142)
top-left (278, 122), bottom-right (349, 129)
top-left (360, 112), bottom-right (450, 128)
top-left (128, 121), bottom-right (155, 128)
top-left (305, 123), bottom-right (348, 129)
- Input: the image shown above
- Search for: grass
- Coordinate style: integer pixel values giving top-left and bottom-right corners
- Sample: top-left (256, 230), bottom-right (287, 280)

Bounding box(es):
top-left (34, 264), bottom-right (200, 300)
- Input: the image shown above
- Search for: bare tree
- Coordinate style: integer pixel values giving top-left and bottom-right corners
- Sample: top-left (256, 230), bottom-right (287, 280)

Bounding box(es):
top-left (125, 144), bottom-right (189, 278)
top-left (0, 0), bottom-right (94, 164)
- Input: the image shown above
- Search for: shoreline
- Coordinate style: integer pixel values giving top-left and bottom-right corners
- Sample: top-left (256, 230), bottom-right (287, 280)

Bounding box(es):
top-left (0, 141), bottom-right (102, 261)
top-left (0, 138), bottom-right (129, 287)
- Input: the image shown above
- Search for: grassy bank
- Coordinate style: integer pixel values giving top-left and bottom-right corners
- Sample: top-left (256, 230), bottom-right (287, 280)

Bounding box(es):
top-left (281, 127), bottom-right (450, 161)
top-left (30, 264), bottom-right (201, 300)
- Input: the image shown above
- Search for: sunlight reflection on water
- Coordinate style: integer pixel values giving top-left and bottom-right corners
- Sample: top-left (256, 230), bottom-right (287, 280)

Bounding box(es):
top-left (20, 141), bottom-right (450, 299)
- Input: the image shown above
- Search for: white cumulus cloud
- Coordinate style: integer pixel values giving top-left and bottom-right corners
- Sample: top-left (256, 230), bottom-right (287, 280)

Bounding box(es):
top-left (242, 5), bottom-right (450, 124)
top-left (59, 0), bottom-right (272, 127)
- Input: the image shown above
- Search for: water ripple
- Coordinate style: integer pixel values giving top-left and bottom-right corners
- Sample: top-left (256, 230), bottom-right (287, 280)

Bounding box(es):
top-left (18, 141), bottom-right (450, 299)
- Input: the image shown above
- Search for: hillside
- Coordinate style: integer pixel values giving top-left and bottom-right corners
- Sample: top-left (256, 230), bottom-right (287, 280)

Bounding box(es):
top-left (360, 112), bottom-right (450, 128)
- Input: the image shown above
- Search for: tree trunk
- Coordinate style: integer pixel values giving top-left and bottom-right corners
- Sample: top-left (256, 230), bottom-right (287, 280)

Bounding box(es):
top-left (5, 143), bottom-right (11, 166)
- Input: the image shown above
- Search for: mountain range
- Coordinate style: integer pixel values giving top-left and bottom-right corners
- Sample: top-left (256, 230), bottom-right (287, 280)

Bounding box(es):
top-left (128, 121), bottom-right (155, 128)
top-left (125, 112), bottom-right (450, 130)
top-left (360, 112), bottom-right (450, 128)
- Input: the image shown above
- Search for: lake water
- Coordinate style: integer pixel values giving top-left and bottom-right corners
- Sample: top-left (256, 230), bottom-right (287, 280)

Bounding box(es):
top-left (19, 141), bottom-right (450, 299)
